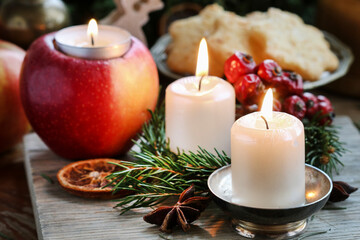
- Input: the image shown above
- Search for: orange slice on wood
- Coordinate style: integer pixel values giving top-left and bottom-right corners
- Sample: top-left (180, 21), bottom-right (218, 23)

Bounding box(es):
top-left (57, 159), bottom-right (132, 199)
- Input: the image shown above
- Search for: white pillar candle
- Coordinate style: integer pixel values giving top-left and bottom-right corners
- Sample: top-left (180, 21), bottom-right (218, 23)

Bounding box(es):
top-left (231, 89), bottom-right (305, 208)
top-left (55, 19), bottom-right (131, 59)
top-left (165, 38), bottom-right (235, 155)
top-left (166, 76), bottom-right (235, 155)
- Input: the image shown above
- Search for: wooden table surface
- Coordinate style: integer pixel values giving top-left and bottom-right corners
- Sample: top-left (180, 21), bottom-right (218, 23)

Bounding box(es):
top-left (0, 90), bottom-right (360, 240)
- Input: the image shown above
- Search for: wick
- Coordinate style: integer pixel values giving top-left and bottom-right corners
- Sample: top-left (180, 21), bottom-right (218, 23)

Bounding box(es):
top-left (198, 75), bottom-right (205, 91)
top-left (261, 116), bottom-right (269, 130)
top-left (90, 34), bottom-right (94, 46)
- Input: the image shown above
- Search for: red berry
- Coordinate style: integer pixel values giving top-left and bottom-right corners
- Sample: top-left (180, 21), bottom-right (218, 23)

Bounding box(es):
top-left (253, 64), bottom-right (260, 74)
top-left (257, 59), bottom-right (283, 86)
top-left (317, 95), bottom-right (334, 125)
top-left (236, 104), bottom-right (259, 118)
top-left (317, 95), bottom-right (332, 106)
top-left (234, 74), bottom-right (265, 105)
top-left (283, 95), bottom-right (306, 120)
top-left (302, 92), bottom-right (319, 118)
top-left (277, 71), bottom-right (303, 97)
top-left (224, 52), bottom-right (256, 84)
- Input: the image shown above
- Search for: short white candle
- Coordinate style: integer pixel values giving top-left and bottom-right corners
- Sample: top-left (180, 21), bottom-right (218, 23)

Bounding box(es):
top-left (165, 38), bottom-right (235, 155)
top-left (231, 89), bottom-right (305, 208)
top-left (55, 19), bottom-right (131, 59)
top-left (166, 76), bottom-right (235, 155)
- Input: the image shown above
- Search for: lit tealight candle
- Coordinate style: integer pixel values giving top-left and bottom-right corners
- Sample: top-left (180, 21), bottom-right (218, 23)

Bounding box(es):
top-left (165, 38), bottom-right (235, 155)
top-left (231, 89), bottom-right (305, 208)
top-left (55, 19), bottom-right (131, 59)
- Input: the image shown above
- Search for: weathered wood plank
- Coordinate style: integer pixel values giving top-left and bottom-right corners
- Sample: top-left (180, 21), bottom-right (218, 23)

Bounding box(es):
top-left (0, 144), bottom-right (37, 240)
top-left (24, 116), bottom-right (360, 239)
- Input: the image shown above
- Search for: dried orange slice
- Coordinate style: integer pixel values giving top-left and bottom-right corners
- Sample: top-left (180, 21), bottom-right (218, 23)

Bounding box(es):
top-left (57, 159), bottom-right (132, 199)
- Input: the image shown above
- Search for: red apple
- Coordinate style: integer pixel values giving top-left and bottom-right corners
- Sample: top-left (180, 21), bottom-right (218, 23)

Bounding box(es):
top-left (20, 33), bottom-right (159, 159)
top-left (0, 40), bottom-right (29, 153)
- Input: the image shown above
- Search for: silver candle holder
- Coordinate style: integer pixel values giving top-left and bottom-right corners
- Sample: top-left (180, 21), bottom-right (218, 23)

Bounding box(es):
top-left (208, 164), bottom-right (332, 239)
top-left (55, 25), bottom-right (131, 59)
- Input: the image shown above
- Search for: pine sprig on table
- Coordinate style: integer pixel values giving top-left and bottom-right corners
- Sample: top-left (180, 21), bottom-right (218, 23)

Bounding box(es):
top-left (109, 148), bottom-right (229, 214)
top-left (108, 105), bottom-right (344, 213)
top-left (303, 119), bottom-right (345, 177)
top-left (107, 106), bottom-right (230, 213)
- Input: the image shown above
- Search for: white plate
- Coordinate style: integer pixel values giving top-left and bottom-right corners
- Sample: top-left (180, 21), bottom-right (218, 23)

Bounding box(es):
top-left (151, 32), bottom-right (353, 90)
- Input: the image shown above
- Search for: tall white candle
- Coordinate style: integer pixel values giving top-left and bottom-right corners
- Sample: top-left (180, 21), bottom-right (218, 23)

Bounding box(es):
top-left (165, 38), bottom-right (235, 155)
top-left (231, 89), bottom-right (305, 208)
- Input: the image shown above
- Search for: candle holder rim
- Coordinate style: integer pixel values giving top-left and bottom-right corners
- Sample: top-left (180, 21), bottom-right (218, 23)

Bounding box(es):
top-left (54, 24), bottom-right (132, 47)
top-left (208, 164), bottom-right (332, 238)
top-left (54, 25), bottom-right (132, 59)
top-left (55, 41), bottom-right (131, 50)
top-left (54, 41), bottom-right (132, 60)
top-left (208, 163), bottom-right (332, 211)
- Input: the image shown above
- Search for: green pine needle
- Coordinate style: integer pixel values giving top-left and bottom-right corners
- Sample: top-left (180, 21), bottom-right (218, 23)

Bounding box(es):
top-left (40, 173), bottom-right (54, 184)
top-left (108, 105), bottom-right (344, 213)
top-left (303, 118), bottom-right (346, 177)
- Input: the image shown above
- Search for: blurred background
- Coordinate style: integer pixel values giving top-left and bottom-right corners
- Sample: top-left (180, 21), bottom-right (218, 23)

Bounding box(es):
top-left (1, 0), bottom-right (358, 97)
top-left (0, 0), bottom-right (318, 48)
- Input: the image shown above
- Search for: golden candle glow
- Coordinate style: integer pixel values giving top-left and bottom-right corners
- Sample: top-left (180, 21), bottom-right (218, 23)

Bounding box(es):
top-left (195, 38), bottom-right (209, 77)
top-left (306, 191), bottom-right (317, 202)
top-left (307, 192), bottom-right (316, 198)
top-left (260, 89), bottom-right (273, 121)
top-left (87, 18), bottom-right (98, 39)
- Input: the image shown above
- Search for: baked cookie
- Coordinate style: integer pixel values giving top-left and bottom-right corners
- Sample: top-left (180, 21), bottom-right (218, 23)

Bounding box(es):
top-left (247, 8), bottom-right (339, 81)
top-left (166, 4), bottom-right (226, 77)
top-left (167, 5), bottom-right (339, 81)
top-left (207, 11), bottom-right (251, 77)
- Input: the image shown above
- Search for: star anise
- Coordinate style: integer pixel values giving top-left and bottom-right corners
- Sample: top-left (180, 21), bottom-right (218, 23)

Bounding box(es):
top-left (329, 180), bottom-right (358, 202)
top-left (143, 185), bottom-right (210, 233)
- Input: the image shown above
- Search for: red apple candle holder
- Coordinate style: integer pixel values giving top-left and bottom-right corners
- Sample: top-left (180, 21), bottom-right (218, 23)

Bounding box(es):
top-left (20, 25), bottom-right (159, 160)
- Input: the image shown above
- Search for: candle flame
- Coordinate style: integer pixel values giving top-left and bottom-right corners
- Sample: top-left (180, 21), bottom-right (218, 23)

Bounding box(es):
top-left (260, 89), bottom-right (273, 121)
top-left (87, 19), bottom-right (98, 38)
top-left (195, 38), bottom-right (209, 77)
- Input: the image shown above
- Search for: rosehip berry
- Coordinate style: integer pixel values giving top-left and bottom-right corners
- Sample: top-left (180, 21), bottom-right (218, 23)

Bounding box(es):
top-left (234, 74), bottom-right (265, 105)
top-left (283, 95), bottom-right (306, 120)
top-left (277, 71), bottom-right (304, 97)
top-left (257, 59), bottom-right (283, 86)
top-left (317, 95), bottom-right (332, 106)
top-left (236, 104), bottom-right (259, 118)
top-left (317, 95), bottom-right (335, 125)
top-left (302, 92), bottom-right (319, 118)
top-left (224, 52), bottom-right (256, 84)
top-left (253, 64), bottom-right (260, 74)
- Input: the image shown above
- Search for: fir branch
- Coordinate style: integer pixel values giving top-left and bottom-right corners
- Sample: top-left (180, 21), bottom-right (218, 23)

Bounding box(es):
top-left (109, 105), bottom-right (345, 213)
top-left (108, 147), bottom-right (228, 214)
top-left (40, 173), bottom-right (54, 184)
top-left (304, 122), bottom-right (345, 177)
top-left (107, 105), bottom-right (229, 213)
